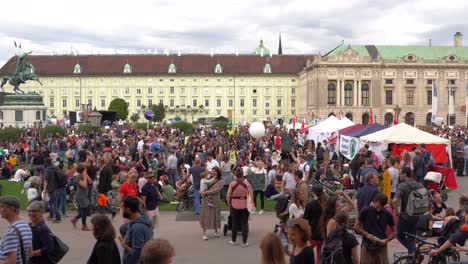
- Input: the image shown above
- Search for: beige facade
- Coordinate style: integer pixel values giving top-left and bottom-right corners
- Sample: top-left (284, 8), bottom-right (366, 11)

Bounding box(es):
top-left (299, 40), bottom-right (468, 126)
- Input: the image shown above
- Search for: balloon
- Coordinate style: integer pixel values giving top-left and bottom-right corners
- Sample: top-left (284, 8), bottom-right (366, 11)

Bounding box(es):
top-left (249, 122), bottom-right (265, 139)
top-left (144, 110), bottom-right (155, 121)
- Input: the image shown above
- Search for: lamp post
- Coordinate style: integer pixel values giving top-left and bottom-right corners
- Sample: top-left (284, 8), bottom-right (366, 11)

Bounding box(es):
top-left (88, 111), bottom-right (102, 157)
top-left (394, 104), bottom-right (401, 123)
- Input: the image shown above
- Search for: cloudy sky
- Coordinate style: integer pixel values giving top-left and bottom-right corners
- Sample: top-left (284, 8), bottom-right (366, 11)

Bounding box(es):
top-left (1, 0), bottom-right (468, 65)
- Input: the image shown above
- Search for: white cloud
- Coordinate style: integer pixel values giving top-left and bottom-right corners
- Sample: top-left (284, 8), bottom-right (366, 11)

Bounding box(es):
top-left (0, 0), bottom-right (467, 65)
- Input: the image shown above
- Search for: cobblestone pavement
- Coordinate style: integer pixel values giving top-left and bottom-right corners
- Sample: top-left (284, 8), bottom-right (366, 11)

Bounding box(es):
top-left (1, 176), bottom-right (468, 263)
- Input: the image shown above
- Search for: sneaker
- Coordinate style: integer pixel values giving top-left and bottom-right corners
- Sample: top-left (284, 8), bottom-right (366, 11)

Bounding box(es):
top-left (53, 219), bottom-right (62, 224)
top-left (258, 210), bottom-right (264, 215)
top-left (241, 243), bottom-right (249, 248)
top-left (214, 232), bottom-right (220, 238)
top-left (251, 210), bottom-right (257, 215)
top-left (82, 226), bottom-right (92, 231)
top-left (202, 235), bottom-right (208, 241)
top-left (229, 241), bottom-right (237, 246)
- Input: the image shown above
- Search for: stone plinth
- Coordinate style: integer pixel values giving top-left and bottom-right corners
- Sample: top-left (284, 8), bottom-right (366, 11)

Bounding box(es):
top-left (0, 92), bottom-right (47, 127)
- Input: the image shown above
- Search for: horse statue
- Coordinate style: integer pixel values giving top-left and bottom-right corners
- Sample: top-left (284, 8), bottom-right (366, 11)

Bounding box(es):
top-left (1, 51), bottom-right (43, 94)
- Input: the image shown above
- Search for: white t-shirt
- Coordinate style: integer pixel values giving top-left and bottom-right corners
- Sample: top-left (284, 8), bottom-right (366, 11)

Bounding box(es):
top-left (288, 203), bottom-right (304, 219)
top-left (283, 172), bottom-right (296, 190)
top-left (137, 140), bottom-right (144, 151)
top-left (138, 177), bottom-right (148, 193)
top-left (298, 162), bottom-right (310, 177)
top-left (27, 188), bottom-right (38, 201)
top-left (207, 159), bottom-right (220, 170)
top-left (10, 169), bottom-right (26, 182)
top-left (389, 166), bottom-right (400, 193)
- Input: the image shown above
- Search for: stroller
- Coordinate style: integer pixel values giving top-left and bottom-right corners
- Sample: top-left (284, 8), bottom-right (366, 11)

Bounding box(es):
top-left (175, 184), bottom-right (195, 213)
top-left (424, 171), bottom-right (448, 202)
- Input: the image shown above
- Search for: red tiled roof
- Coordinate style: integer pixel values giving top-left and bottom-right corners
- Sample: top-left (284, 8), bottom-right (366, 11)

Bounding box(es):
top-left (0, 54), bottom-right (310, 76)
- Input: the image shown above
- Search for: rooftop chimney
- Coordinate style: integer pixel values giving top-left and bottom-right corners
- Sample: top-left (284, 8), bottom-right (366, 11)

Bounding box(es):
top-left (454, 32), bottom-right (463, 47)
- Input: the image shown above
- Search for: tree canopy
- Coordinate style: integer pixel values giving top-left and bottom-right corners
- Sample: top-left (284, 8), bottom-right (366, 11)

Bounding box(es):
top-left (150, 102), bottom-right (166, 122)
top-left (108, 98), bottom-right (129, 120)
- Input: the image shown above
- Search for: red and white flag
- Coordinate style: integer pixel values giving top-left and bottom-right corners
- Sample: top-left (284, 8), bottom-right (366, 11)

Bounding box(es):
top-left (369, 108), bottom-right (374, 124)
top-left (393, 113), bottom-right (398, 126)
top-left (301, 116), bottom-right (306, 132)
top-left (293, 114), bottom-right (297, 129)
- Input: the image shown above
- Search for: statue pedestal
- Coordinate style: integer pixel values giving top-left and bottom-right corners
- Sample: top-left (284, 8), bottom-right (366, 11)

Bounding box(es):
top-left (0, 92), bottom-right (47, 127)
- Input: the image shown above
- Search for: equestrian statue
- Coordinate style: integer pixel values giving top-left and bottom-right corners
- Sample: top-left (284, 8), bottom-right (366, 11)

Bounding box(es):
top-left (1, 51), bottom-right (42, 94)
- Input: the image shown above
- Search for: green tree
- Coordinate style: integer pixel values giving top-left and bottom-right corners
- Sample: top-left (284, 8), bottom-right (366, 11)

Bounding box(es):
top-left (150, 102), bottom-right (166, 122)
top-left (108, 98), bottom-right (129, 120)
top-left (40, 125), bottom-right (67, 139)
top-left (171, 121), bottom-right (193, 134)
top-left (77, 124), bottom-right (103, 134)
top-left (211, 121), bottom-right (229, 130)
top-left (0, 127), bottom-right (22, 141)
top-left (130, 113), bottom-right (140, 123)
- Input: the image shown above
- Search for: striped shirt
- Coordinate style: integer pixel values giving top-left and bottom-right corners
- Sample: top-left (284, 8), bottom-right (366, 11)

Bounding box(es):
top-left (0, 220), bottom-right (33, 264)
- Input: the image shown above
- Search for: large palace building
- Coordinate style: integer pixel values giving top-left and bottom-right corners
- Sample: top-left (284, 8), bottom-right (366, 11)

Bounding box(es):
top-left (2, 33), bottom-right (468, 126)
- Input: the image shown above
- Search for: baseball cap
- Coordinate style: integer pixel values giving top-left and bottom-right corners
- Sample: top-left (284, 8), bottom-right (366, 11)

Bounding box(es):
top-left (0, 196), bottom-right (20, 209)
top-left (310, 184), bottom-right (324, 194)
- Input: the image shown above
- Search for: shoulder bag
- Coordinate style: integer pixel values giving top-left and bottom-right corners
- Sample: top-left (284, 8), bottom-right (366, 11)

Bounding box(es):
top-left (12, 226), bottom-right (26, 264)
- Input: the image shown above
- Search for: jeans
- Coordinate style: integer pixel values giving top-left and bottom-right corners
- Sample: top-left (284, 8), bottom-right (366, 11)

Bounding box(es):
top-left (456, 157), bottom-right (464, 176)
top-left (48, 190), bottom-right (61, 221)
top-left (253, 190), bottom-right (264, 210)
top-left (397, 214), bottom-right (419, 254)
top-left (57, 187), bottom-right (67, 216)
top-left (75, 207), bottom-right (88, 226)
top-left (194, 188), bottom-right (200, 215)
top-left (167, 169), bottom-right (176, 186)
top-left (231, 208), bottom-right (249, 244)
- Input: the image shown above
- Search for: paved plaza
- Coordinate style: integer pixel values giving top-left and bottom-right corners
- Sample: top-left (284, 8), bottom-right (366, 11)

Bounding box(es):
top-left (1, 176), bottom-right (468, 263)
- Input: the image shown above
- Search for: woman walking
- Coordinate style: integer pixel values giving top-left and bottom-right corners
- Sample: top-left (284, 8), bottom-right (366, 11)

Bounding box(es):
top-left (28, 201), bottom-right (55, 264)
top-left (71, 164), bottom-right (92, 231)
top-left (87, 214), bottom-right (121, 264)
top-left (226, 168), bottom-right (254, 247)
top-left (118, 170), bottom-right (139, 223)
top-left (199, 166), bottom-right (224, 240)
top-left (220, 156), bottom-right (233, 204)
top-left (287, 218), bottom-right (315, 264)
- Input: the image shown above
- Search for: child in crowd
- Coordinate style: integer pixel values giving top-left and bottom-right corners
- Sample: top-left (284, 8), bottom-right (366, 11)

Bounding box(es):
top-left (27, 182), bottom-right (40, 204)
top-left (200, 172), bottom-right (214, 207)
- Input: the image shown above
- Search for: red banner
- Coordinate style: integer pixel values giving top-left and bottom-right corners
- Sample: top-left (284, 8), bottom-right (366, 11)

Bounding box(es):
top-left (391, 144), bottom-right (448, 164)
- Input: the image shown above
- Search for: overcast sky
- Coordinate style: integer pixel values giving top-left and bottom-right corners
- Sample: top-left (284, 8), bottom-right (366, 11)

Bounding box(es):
top-left (2, 0), bottom-right (468, 65)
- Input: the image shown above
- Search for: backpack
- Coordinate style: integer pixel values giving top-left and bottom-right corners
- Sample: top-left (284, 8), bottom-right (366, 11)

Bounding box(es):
top-left (320, 230), bottom-right (345, 264)
top-left (56, 168), bottom-right (68, 187)
top-left (275, 195), bottom-right (289, 217)
top-left (437, 218), bottom-right (461, 246)
top-left (406, 184), bottom-right (429, 216)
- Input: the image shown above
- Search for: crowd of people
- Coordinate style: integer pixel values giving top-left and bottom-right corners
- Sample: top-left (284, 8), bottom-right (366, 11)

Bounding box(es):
top-left (0, 122), bottom-right (466, 264)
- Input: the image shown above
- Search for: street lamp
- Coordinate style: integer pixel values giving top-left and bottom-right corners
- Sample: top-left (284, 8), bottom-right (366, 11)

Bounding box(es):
top-left (88, 111), bottom-right (102, 156)
top-left (394, 104), bottom-right (401, 121)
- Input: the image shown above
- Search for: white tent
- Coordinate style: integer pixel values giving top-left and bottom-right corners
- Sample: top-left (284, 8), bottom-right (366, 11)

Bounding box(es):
top-left (286, 122), bottom-right (303, 131)
top-left (308, 116), bottom-right (354, 141)
top-left (360, 123), bottom-right (452, 165)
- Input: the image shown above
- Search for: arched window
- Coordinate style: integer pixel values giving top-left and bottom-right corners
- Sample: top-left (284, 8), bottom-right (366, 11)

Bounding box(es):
top-left (263, 63), bottom-right (272, 74)
top-left (384, 112), bottom-right (393, 126)
top-left (123, 63), bottom-right (132, 74)
top-left (73, 63), bottom-right (81, 74)
top-left (168, 63), bottom-right (177, 74)
top-left (345, 112), bottom-right (353, 121)
top-left (215, 64), bottom-right (222, 74)
top-left (327, 83), bottom-right (336, 105)
top-left (362, 113), bottom-right (370, 125)
top-left (426, 113), bottom-right (432, 126)
top-left (405, 112), bottom-right (415, 126)
top-left (361, 83), bottom-right (369, 106)
top-left (344, 83), bottom-right (353, 106)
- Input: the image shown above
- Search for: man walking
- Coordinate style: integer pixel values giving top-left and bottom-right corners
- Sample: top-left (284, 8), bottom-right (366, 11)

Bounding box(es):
top-left (189, 159), bottom-right (204, 215)
top-left (392, 167), bottom-right (425, 254)
top-left (356, 172), bottom-right (379, 213)
top-left (0, 196), bottom-right (33, 264)
top-left (119, 196), bottom-right (153, 264)
top-left (43, 157), bottom-right (61, 223)
top-left (166, 149), bottom-right (178, 186)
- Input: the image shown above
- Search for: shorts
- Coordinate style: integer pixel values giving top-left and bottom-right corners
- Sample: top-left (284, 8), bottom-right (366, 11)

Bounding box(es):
top-left (146, 208), bottom-right (160, 228)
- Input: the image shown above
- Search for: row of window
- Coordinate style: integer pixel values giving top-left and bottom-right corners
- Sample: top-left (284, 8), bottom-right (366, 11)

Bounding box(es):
top-left (49, 97), bottom-right (295, 109)
top-left (13, 110), bottom-right (46, 122)
top-left (385, 79), bottom-right (456, 86)
top-left (46, 78), bottom-right (297, 85)
top-left (327, 83), bottom-right (369, 106)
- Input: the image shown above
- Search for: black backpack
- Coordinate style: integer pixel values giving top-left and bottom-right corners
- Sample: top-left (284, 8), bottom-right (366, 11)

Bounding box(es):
top-left (56, 168), bottom-right (68, 187)
top-left (437, 218), bottom-right (461, 246)
top-left (320, 229), bottom-right (345, 264)
top-left (275, 196), bottom-right (289, 218)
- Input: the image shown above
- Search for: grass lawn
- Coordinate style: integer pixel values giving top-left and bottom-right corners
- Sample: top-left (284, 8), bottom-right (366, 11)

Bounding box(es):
top-left (0, 180), bottom-right (277, 212)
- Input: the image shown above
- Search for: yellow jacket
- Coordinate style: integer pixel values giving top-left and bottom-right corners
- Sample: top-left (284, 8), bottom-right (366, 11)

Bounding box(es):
top-left (381, 169), bottom-right (391, 202)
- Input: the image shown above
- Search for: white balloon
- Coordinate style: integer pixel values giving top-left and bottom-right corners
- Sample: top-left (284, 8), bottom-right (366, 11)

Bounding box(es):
top-left (249, 122), bottom-right (265, 139)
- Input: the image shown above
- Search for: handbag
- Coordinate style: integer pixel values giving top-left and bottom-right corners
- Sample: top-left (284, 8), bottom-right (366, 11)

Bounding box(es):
top-left (47, 234), bottom-right (69, 263)
top-left (247, 193), bottom-right (255, 213)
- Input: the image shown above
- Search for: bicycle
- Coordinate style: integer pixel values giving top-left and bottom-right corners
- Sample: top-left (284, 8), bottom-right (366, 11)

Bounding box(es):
top-left (393, 232), bottom-right (460, 264)
top-left (176, 185), bottom-right (195, 213)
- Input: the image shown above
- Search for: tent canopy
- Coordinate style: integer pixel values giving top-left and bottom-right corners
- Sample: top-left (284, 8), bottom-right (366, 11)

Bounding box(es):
top-left (343, 123), bottom-right (386, 138)
top-left (308, 116), bottom-right (355, 140)
top-left (338, 124), bottom-right (364, 135)
top-left (286, 122), bottom-right (303, 130)
top-left (360, 123), bottom-right (450, 145)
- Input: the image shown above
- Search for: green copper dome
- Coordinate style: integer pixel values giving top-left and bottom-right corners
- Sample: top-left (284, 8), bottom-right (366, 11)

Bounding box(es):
top-left (254, 39), bottom-right (271, 56)
top-left (123, 63), bottom-right (132, 73)
top-left (168, 63), bottom-right (177, 73)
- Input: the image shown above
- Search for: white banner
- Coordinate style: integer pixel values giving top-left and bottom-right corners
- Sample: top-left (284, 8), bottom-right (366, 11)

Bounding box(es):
top-left (339, 135), bottom-right (359, 160)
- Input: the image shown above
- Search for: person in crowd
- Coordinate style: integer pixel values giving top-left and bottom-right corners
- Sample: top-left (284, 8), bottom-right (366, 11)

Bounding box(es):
top-left (281, 164), bottom-right (296, 197)
top-left (140, 172), bottom-right (162, 229)
top-left (166, 149), bottom-right (178, 186)
top-left (27, 201), bottom-right (54, 264)
top-left (430, 206), bottom-right (468, 257)
top-left (294, 170), bottom-right (309, 204)
top-left (288, 189), bottom-right (305, 219)
top-left (0, 196), bottom-right (33, 264)
top-left (119, 196), bottom-right (153, 264)
top-left (421, 144), bottom-right (435, 175)
top-left (97, 158), bottom-right (116, 218)
top-left (226, 168), bottom-right (254, 247)
top-left (265, 174), bottom-right (279, 199)
top-left (249, 160), bottom-right (267, 215)
top-left (71, 164), bottom-right (92, 231)
top-left (199, 166), bottom-right (224, 240)
top-left (357, 158), bottom-right (378, 188)
top-left (432, 191), bottom-right (448, 221)
top-left (456, 195), bottom-right (468, 220)
top-left (43, 157), bottom-right (61, 223)
top-left (286, 217), bottom-right (315, 264)
top-left (87, 214), bottom-right (121, 264)
top-left (356, 171), bottom-right (379, 213)
top-left (259, 233), bottom-right (286, 264)
top-left (355, 193), bottom-right (396, 263)
top-left (331, 211), bottom-right (359, 264)
top-left (86, 159), bottom-right (97, 215)
top-left (392, 166), bottom-right (425, 254)
top-left (140, 238), bottom-right (175, 264)
top-left (189, 159), bottom-right (204, 215)
top-left (416, 204), bottom-right (434, 237)
top-left (118, 170), bottom-right (139, 223)
top-left (455, 139), bottom-right (465, 176)
top-left (220, 156), bottom-right (233, 203)
top-left (303, 184), bottom-right (327, 264)
top-left (9, 165), bottom-right (28, 182)
top-left (320, 190), bottom-right (354, 239)
top-left (412, 149), bottom-right (425, 183)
